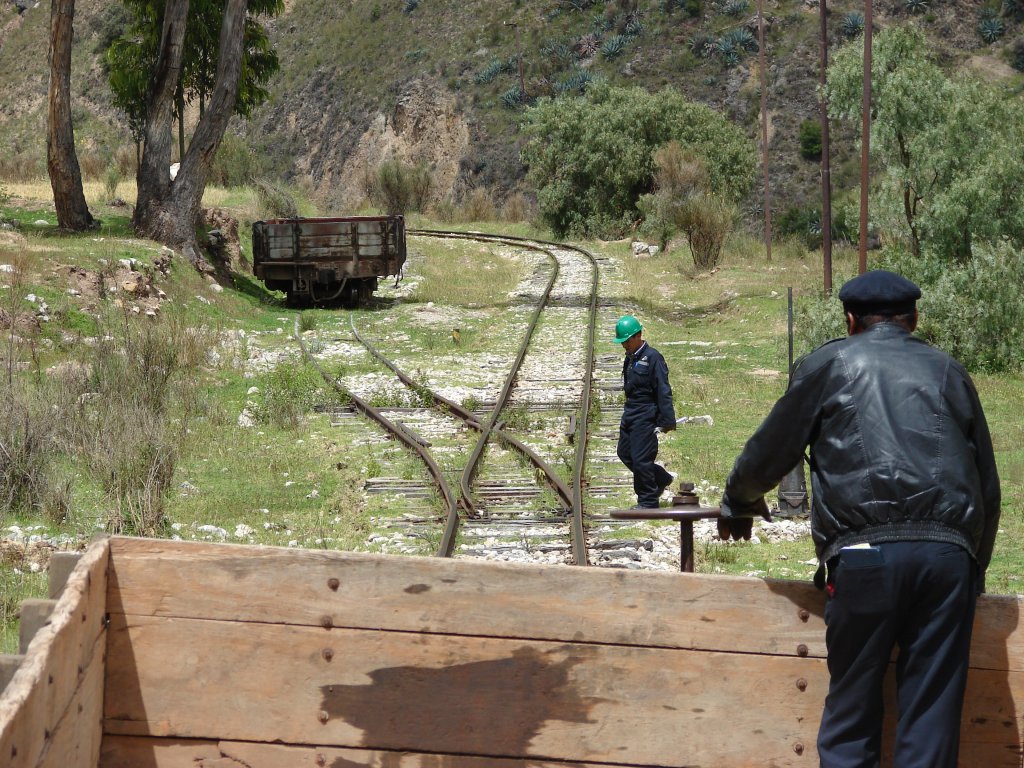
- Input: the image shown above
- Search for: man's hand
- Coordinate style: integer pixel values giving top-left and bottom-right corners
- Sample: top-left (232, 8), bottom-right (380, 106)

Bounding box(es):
top-left (717, 495), bottom-right (771, 541)
top-left (659, 422), bottom-right (676, 432)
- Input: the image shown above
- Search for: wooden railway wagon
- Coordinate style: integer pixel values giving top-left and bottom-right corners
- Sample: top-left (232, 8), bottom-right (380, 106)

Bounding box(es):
top-left (251, 215), bottom-right (406, 306)
top-left (1, 536), bottom-right (1022, 767)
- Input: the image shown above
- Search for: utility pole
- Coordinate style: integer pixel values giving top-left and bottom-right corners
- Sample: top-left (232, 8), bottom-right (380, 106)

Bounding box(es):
top-left (505, 21), bottom-right (525, 96)
top-left (858, 0), bottom-right (872, 275)
top-left (757, 0), bottom-right (772, 263)
top-left (819, 0), bottom-right (833, 294)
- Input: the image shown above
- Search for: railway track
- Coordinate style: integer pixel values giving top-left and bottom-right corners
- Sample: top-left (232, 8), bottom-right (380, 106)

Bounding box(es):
top-left (297, 230), bottom-right (662, 567)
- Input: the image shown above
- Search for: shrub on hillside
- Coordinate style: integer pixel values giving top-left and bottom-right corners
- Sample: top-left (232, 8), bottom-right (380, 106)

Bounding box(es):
top-left (365, 159), bottom-right (433, 216)
top-left (799, 119), bottom-right (822, 160)
top-left (521, 83), bottom-right (756, 238)
top-left (459, 188), bottom-right (496, 223)
top-left (253, 177), bottom-right (299, 219)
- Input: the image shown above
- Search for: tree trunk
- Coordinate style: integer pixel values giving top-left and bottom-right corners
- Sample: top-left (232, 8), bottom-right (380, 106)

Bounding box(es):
top-left (47, 0), bottom-right (95, 231)
top-left (133, 0), bottom-right (189, 239)
top-left (134, 0), bottom-right (247, 264)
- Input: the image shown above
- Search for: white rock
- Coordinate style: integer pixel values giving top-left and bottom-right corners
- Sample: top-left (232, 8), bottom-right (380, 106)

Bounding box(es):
top-left (306, 489), bottom-right (320, 499)
top-left (33, 219), bottom-right (49, 226)
top-left (246, 386), bottom-right (260, 395)
top-left (209, 283), bottom-right (224, 293)
top-left (237, 408), bottom-right (256, 428)
top-left (24, 293), bottom-right (37, 303)
top-left (196, 524), bottom-right (227, 539)
top-left (284, 480), bottom-right (295, 487)
top-left (0, 264), bottom-right (15, 273)
top-left (234, 524), bottom-right (254, 538)
top-left (195, 295), bottom-right (211, 305)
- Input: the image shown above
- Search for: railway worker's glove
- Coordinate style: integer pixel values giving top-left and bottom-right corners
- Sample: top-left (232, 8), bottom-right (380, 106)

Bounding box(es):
top-left (717, 494), bottom-right (772, 541)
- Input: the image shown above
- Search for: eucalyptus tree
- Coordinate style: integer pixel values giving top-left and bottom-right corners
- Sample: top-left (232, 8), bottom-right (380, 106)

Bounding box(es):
top-left (47, 0), bottom-right (96, 231)
top-left (825, 25), bottom-right (1024, 261)
top-left (107, 0), bottom-right (281, 261)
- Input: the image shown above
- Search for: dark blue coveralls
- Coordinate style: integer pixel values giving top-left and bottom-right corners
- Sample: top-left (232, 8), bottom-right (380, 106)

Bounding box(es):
top-left (617, 342), bottom-right (676, 508)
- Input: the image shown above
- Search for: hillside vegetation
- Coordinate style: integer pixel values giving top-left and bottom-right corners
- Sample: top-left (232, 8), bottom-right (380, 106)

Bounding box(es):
top-left (1, 0), bottom-right (1022, 225)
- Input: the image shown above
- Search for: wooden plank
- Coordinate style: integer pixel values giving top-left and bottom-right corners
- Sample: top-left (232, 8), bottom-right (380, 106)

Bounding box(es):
top-left (38, 630), bottom-right (105, 768)
top-left (0, 538), bottom-right (109, 768)
top-left (105, 537), bottom-right (831, 658)
top-left (99, 735), bottom-right (644, 767)
top-left (105, 538), bottom-right (1024, 671)
top-left (18, 599), bottom-right (56, 654)
top-left (48, 552), bottom-right (83, 599)
top-left (101, 615), bottom-right (1024, 767)
top-left (0, 655), bottom-right (24, 692)
top-left (103, 613), bottom-right (826, 767)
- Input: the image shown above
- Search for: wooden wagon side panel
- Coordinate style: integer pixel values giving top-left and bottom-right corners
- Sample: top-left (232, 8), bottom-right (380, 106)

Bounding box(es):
top-left (0, 538), bottom-right (109, 768)
top-left (99, 537), bottom-right (1024, 768)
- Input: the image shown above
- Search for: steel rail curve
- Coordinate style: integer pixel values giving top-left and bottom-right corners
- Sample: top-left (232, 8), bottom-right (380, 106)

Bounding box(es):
top-left (410, 230), bottom-right (599, 566)
top-left (291, 317), bottom-right (459, 528)
top-left (349, 315), bottom-right (574, 514)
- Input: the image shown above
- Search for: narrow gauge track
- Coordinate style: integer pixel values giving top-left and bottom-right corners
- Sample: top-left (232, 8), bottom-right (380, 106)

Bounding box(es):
top-left (297, 230), bottom-right (601, 566)
top-left (410, 230), bottom-right (599, 567)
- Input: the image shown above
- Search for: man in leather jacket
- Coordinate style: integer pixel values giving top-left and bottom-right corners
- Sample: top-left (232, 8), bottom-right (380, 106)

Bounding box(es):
top-left (719, 270), bottom-right (1000, 768)
top-left (615, 315), bottom-right (677, 508)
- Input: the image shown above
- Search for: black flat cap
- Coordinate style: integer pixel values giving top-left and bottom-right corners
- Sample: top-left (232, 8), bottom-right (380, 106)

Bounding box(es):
top-left (838, 269), bottom-right (921, 314)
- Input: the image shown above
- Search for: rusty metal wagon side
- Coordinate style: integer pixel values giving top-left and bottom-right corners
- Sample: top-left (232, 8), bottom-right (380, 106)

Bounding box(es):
top-left (251, 215), bottom-right (406, 306)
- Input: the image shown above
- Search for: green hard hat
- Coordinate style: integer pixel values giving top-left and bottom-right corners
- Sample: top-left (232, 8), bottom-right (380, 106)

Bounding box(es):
top-left (614, 315), bottom-right (642, 344)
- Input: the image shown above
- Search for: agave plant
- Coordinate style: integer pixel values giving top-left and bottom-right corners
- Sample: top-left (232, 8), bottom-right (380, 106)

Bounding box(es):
top-left (978, 16), bottom-right (1006, 42)
top-left (904, 0), bottom-right (929, 14)
top-left (474, 59), bottom-right (504, 85)
top-left (722, 0), bottom-right (749, 16)
top-left (690, 32), bottom-right (717, 58)
top-left (840, 11), bottom-right (865, 38)
top-left (624, 10), bottom-right (645, 35)
top-left (601, 34), bottom-right (628, 59)
top-left (501, 86), bottom-right (524, 109)
top-left (541, 40), bottom-right (574, 64)
top-left (402, 0), bottom-right (419, 13)
top-left (716, 38), bottom-right (740, 66)
top-left (576, 32), bottom-right (602, 57)
top-left (721, 26), bottom-right (758, 52)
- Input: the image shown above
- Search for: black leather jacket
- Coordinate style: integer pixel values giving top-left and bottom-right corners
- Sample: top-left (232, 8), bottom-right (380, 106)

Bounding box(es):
top-left (724, 323), bottom-right (1001, 570)
top-left (621, 342), bottom-right (676, 429)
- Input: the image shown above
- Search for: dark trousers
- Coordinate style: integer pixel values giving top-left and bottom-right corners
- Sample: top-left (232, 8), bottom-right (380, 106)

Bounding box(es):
top-left (617, 419), bottom-right (673, 507)
top-left (817, 541), bottom-right (978, 768)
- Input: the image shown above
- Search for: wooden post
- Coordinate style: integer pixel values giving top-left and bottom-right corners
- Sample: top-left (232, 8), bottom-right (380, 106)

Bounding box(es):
top-left (819, 0), bottom-right (833, 294)
top-left (859, 0), bottom-right (872, 274)
top-left (757, 0), bottom-right (772, 263)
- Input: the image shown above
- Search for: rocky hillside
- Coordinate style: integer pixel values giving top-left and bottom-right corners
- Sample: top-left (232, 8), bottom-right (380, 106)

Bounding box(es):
top-left (0, 0), bottom-right (1020, 223)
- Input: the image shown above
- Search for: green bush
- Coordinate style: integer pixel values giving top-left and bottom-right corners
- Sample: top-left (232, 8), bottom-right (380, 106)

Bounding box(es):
top-left (794, 284), bottom-right (848, 358)
top-left (521, 83), bottom-right (756, 237)
top-left (799, 120), bottom-right (822, 160)
top-left (252, 361), bottom-right (330, 429)
top-left (881, 242), bottom-right (1024, 372)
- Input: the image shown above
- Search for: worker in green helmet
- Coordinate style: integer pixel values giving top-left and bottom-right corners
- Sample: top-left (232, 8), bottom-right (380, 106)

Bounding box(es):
top-left (614, 315), bottom-right (677, 508)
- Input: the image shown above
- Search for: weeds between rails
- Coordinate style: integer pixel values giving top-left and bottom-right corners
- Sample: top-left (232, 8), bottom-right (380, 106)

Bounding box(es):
top-left (294, 231), bottom-right (601, 565)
